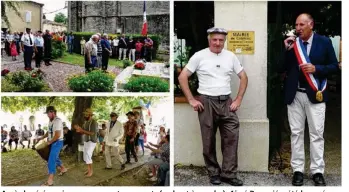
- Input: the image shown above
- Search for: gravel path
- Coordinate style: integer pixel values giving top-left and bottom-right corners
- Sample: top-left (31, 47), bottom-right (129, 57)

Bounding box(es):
top-left (2, 60), bottom-right (84, 92)
top-left (174, 166), bottom-right (341, 186)
top-left (2, 55), bottom-right (122, 92)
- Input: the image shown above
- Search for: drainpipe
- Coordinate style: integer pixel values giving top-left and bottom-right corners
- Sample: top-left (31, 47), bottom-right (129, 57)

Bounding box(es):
top-left (40, 5), bottom-right (43, 31)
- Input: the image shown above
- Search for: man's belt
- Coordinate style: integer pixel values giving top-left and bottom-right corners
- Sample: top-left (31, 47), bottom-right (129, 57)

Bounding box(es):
top-left (201, 94), bottom-right (230, 101)
top-left (297, 88), bottom-right (306, 93)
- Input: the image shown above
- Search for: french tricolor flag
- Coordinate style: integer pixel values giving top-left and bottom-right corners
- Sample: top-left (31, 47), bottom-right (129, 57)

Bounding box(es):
top-left (141, 1), bottom-right (148, 36)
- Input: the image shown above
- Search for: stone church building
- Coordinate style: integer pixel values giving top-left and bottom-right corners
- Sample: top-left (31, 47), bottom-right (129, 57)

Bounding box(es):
top-left (67, 1), bottom-right (169, 44)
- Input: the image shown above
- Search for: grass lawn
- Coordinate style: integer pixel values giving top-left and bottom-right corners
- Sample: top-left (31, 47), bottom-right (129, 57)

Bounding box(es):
top-left (55, 52), bottom-right (167, 68)
top-left (1, 148), bottom-right (76, 186)
top-left (54, 53), bottom-right (124, 68)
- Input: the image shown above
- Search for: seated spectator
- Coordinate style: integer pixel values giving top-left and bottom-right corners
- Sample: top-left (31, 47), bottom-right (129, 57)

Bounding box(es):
top-left (165, 170), bottom-right (170, 186)
top-left (1, 126), bottom-right (8, 151)
top-left (62, 126), bottom-right (73, 152)
top-left (156, 160), bottom-right (170, 186)
top-left (32, 124), bottom-right (45, 149)
top-left (20, 125), bottom-right (32, 149)
top-left (157, 126), bottom-right (166, 145)
top-left (9, 126), bottom-right (19, 151)
top-left (145, 134), bottom-right (170, 183)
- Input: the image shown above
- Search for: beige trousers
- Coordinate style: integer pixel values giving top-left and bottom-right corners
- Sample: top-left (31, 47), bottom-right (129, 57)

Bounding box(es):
top-left (105, 145), bottom-right (124, 168)
top-left (288, 92), bottom-right (326, 174)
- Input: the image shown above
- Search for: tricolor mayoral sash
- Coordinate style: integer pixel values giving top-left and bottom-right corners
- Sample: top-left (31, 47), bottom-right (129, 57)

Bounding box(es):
top-left (293, 37), bottom-right (327, 102)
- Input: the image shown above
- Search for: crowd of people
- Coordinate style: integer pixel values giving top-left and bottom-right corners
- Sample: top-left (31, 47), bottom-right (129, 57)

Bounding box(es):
top-left (1, 107), bottom-right (169, 186)
top-left (1, 124), bottom-right (45, 151)
top-left (82, 33), bottom-right (154, 73)
top-left (1, 29), bottom-right (154, 73)
top-left (1, 28), bottom-right (58, 70)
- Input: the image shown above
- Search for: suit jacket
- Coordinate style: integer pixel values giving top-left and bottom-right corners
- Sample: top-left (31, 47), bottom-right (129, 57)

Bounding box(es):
top-left (104, 120), bottom-right (124, 147)
top-left (280, 33), bottom-right (338, 104)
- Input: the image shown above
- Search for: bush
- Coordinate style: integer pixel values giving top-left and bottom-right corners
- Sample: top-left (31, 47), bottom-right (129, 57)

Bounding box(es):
top-left (72, 32), bottom-right (162, 59)
top-left (1, 70), bottom-right (51, 92)
top-left (67, 70), bottom-right (115, 92)
top-left (51, 35), bottom-right (66, 59)
top-left (124, 76), bottom-right (169, 92)
top-left (1, 78), bottom-right (22, 92)
top-left (123, 60), bottom-right (133, 68)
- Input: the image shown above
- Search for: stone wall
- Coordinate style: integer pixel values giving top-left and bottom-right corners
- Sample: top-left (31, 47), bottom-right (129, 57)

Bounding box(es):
top-left (119, 1), bottom-right (169, 16)
top-left (68, 1), bottom-right (169, 44)
top-left (123, 15), bottom-right (169, 44)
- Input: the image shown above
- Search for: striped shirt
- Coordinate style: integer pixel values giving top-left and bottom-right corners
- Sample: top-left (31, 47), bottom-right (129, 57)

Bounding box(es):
top-left (160, 143), bottom-right (170, 163)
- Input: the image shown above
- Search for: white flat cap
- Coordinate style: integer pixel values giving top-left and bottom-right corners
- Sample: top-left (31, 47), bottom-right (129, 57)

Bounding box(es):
top-left (207, 27), bottom-right (228, 35)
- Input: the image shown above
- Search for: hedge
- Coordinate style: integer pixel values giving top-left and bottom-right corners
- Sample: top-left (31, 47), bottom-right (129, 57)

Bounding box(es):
top-left (71, 32), bottom-right (162, 59)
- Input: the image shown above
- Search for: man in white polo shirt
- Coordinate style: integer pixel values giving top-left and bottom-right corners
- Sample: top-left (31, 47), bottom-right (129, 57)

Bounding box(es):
top-left (21, 28), bottom-right (35, 70)
top-left (178, 27), bottom-right (248, 186)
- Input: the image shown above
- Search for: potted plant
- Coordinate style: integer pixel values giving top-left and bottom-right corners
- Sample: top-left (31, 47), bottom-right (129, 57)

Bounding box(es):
top-left (174, 43), bottom-right (191, 73)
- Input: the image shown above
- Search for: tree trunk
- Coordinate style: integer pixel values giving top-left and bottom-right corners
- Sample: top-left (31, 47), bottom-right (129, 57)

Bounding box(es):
top-left (71, 97), bottom-right (93, 155)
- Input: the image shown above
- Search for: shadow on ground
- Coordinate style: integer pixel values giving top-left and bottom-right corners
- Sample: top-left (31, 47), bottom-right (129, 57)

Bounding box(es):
top-left (1, 145), bottom-right (155, 186)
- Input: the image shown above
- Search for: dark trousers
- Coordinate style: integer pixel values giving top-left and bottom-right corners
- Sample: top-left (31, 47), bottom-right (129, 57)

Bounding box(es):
top-left (125, 135), bottom-right (137, 162)
top-left (24, 45), bottom-right (34, 69)
top-left (102, 50), bottom-right (110, 70)
top-left (44, 45), bottom-right (51, 64)
top-left (5, 41), bottom-right (10, 56)
top-left (9, 138), bottom-right (19, 149)
top-left (144, 47), bottom-right (152, 62)
top-left (85, 54), bottom-right (96, 73)
top-left (197, 95), bottom-right (240, 179)
top-left (68, 43), bottom-right (73, 54)
top-left (136, 51), bottom-right (141, 60)
top-left (16, 41), bottom-right (21, 54)
top-left (113, 46), bottom-right (118, 58)
top-left (35, 47), bottom-right (43, 68)
top-left (157, 162), bottom-right (169, 185)
top-left (68, 43), bottom-right (74, 54)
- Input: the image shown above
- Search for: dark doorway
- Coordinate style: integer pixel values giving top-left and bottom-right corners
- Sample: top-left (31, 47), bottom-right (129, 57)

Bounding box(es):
top-left (174, 1), bottom-right (214, 56)
top-left (174, 1), bottom-right (214, 96)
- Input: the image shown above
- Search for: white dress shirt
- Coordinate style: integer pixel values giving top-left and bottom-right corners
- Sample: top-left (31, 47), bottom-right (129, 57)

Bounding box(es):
top-left (21, 33), bottom-right (35, 47)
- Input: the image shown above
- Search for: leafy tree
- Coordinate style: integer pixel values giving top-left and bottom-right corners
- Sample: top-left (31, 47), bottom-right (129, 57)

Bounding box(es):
top-left (1, 96), bottom-right (162, 155)
top-left (1, 1), bottom-right (23, 30)
top-left (54, 12), bottom-right (67, 24)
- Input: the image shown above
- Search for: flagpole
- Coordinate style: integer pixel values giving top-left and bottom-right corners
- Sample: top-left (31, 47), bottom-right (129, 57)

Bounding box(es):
top-left (142, 0), bottom-right (147, 36)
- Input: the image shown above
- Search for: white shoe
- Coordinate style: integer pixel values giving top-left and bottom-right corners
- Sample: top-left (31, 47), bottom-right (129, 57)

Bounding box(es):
top-left (148, 173), bottom-right (153, 177)
top-left (148, 176), bottom-right (157, 182)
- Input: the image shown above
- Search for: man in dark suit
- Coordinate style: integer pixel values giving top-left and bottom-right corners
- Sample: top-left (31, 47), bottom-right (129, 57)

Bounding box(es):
top-left (43, 30), bottom-right (52, 66)
top-left (280, 13), bottom-right (338, 186)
